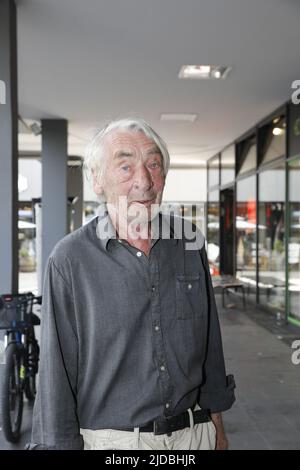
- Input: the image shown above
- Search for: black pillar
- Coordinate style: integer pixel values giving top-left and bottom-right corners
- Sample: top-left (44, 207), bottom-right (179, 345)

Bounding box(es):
top-left (41, 119), bottom-right (68, 282)
top-left (0, 0), bottom-right (18, 293)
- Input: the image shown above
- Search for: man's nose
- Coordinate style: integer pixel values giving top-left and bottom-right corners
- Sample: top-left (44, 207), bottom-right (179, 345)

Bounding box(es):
top-left (133, 163), bottom-right (153, 192)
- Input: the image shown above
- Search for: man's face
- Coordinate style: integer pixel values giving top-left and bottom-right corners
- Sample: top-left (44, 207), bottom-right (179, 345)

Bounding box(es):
top-left (94, 129), bottom-right (166, 225)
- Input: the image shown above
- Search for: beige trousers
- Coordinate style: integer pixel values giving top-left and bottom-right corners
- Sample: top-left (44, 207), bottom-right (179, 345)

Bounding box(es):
top-left (80, 405), bottom-right (216, 450)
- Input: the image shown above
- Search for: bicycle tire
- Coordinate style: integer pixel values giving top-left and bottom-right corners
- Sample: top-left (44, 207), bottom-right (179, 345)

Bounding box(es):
top-left (0, 342), bottom-right (24, 443)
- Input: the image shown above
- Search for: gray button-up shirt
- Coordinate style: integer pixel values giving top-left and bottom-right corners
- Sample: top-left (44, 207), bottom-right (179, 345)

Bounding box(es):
top-left (29, 207), bottom-right (235, 449)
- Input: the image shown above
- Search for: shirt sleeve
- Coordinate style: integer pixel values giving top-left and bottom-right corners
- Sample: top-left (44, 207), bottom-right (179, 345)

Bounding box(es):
top-left (27, 256), bottom-right (84, 450)
top-left (198, 244), bottom-right (236, 414)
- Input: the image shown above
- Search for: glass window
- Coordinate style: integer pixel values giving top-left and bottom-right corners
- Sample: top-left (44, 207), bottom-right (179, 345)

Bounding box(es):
top-left (288, 103), bottom-right (300, 160)
top-left (221, 145), bottom-right (235, 185)
top-left (208, 155), bottom-right (219, 188)
top-left (237, 135), bottom-right (256, 175)
top-left (258, 162), bottom-right (285, 313)
top-left (288, 158), bottom-right (300, 324)
top-left (207, 190), bottom-right (220, 276)
top-left (236, 176), bottom-right (257, 299)
top-left (259, 115), bottom-right (286, 165)
top-left (18, 202), bottom-right (38, 292)
top-left (18, 159), bottom-right (41, 294)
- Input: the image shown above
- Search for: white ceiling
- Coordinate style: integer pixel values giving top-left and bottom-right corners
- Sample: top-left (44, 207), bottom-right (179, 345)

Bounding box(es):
top-left (17, 0), bottom-right (300, 164)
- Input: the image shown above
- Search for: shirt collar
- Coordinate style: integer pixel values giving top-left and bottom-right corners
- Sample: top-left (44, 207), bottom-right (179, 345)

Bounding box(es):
top-left (95, 203), bottom-right (117, 251)
top-left (95, 203), bottom-right (178, 252)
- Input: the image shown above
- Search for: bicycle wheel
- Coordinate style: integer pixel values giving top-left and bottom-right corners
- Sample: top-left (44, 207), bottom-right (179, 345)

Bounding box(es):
top-left (0, 342), bottom-right (24, 443)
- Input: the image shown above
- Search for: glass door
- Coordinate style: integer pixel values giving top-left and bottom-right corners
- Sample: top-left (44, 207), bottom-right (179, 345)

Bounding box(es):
top-left (220, 187), bottom-right (234, 275)
top-left (288, 158), bottom-right (300, 326)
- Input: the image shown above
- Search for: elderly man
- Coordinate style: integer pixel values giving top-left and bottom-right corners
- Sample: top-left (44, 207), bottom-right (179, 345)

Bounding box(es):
top-left (28, 118), bottom-right (235, 450)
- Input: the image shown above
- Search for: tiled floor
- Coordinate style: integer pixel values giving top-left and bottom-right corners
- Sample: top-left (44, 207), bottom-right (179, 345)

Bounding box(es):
top-left (0, 294), bottom-right (299, 450)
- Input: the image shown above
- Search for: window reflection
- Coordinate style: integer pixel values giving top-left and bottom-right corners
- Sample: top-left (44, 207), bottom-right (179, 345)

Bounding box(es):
top-left (221, 145), bottom-right (235, 185)
top-left (258, 164), bottom-right (285, 312)
top-left (288, 159), bottom-right (300, 323)
top-left (207, 190), bottom-right (220, 275)
top-left (237, 135), bottom-right (256, 175)
top-left (208, 155), bottom-right (220, 188)
top-left (236, 176), bottom-right (256, 298)
top-left (18, 203), bottom-right (38, 293)
top-left (259, 116), bottom-right (286, 165)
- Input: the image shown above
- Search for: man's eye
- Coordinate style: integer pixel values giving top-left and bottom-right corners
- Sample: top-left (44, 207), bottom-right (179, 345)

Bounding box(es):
top-left (121, 165), bottom-right (131, 171)
top-left (149, 161), bottom-right (161, 169)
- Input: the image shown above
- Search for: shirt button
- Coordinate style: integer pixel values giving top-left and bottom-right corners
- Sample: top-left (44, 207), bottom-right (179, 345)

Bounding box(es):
top-left (152, 285), bottom-right (156, 292)
top-left (136, 251), bottom-right (142, 257)
top-left (165, 403), bottom-right (170, 409)
top-left (160, 365), bottom-right (166, 371)
top-left (154, 325), bottom-right (160, 331)
top-left (118, 239), bottom-right (122, 244)
top-left (187, 283), bottom-right (192, 290)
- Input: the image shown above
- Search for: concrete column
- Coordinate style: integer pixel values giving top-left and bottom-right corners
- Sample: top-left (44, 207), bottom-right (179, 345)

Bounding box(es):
top-left (41, 119), bottom-right (68, 282)
top-left (0, 0), bottom-right (18, 293)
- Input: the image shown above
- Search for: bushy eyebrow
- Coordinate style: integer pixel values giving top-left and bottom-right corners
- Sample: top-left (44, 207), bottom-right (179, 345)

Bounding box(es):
top-left (145, 146), bottom-right (161, 156)
top-left (114, 150), bottom-right (134, 159)
top-left (114, 146), bottom-right (161, 159)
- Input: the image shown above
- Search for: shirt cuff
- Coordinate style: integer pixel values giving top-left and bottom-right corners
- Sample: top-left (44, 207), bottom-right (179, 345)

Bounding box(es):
top-left (199, 374), bottom-right (236, 414)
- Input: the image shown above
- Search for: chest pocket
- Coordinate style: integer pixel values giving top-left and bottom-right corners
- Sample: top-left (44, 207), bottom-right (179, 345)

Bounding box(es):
top-left (175, 274), bottom-right (204, 320)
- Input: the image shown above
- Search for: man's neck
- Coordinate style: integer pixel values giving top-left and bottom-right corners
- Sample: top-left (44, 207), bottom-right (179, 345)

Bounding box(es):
top-left (107, 206), bottom-right (152, 257)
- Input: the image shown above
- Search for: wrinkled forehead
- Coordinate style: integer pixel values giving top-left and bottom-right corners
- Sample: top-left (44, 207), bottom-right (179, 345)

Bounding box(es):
top-left (103, 129), bottom-right (160, 156)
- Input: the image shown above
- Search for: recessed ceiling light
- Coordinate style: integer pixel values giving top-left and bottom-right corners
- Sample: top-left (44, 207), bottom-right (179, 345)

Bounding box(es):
top-left (178, 65), bottom-right (232, 79)
top-left (160, 113), bottom-right (197, 122)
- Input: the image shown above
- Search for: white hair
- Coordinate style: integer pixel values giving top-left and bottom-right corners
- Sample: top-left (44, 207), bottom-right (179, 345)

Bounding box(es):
top-left (83, 118), bottom-right (170, 196)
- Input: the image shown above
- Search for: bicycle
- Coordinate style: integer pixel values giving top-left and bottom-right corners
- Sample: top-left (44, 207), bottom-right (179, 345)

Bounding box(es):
top-left (0, 292), bottom-right (42, 443)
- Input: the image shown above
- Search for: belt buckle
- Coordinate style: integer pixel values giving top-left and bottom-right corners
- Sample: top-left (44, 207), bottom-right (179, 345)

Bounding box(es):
top-left (153, 420), bottom-right (161, 436)
top-left (153, 420), bottom-right (167, 436)
top-left (153, 419), bottom-right (173, 436)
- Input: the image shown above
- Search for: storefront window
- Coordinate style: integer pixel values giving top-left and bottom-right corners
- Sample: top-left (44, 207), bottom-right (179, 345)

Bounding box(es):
top-left (237, 135), bottom-right (257, 175)
top-left (221, 145), bottom-right (235, 185)
top-left (258, 162), bottom-right (285, 312)
top-left (288, 158), bottom-right (300, 324)
top-left (259, 115), bottom-right (286, 165)
top-left (208, 155), bottom-right (220, 188)
top-left (18, 202), bottom-right (37, 280)
top-left (207, 190), bottom-right (220, 276)
top-left (18, 159), bottom-right (41, 294)
top-left (236, 176), bottom-right (256, 297)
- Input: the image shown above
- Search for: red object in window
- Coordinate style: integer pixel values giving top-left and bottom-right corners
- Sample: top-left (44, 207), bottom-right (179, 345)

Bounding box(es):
top-left (247, 200), bottom-right (256, 224)
top-left (210, 265), bottom-right (220, 276)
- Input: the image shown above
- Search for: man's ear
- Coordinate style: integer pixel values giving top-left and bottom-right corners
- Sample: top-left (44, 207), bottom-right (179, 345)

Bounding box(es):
top-left (92, 169), bottom-right (104, 197)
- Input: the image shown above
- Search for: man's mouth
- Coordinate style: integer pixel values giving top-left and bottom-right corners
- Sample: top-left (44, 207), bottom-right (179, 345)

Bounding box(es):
top-left (131, 198), bottom-right (156, 207)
